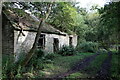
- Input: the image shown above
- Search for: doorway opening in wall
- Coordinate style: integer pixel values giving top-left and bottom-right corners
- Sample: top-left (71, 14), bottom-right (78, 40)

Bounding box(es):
top-left (69, 37), bottom-right (73, 46)
top-left (53, 38), bottom-right (59, 52)
top-left (37, 34), bottom-right (45, 49)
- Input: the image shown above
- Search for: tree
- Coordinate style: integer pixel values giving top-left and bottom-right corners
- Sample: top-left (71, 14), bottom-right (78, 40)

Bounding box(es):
top-left (22, 2), bottom-right (53, 66)
top-left (46, 2), bottom-right (76, 32)
top-left (3, 2), bottom-right (54, 66)
top-left (98, 1), bottom-right (120, 48)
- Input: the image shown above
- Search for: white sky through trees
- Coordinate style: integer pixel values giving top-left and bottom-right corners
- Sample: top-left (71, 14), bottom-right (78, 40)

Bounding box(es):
top-left (76, 0), bottom-right (110, 11)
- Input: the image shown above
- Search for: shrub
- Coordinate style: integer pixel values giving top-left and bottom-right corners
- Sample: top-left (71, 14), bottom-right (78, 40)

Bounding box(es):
top-left (44, 53), bottom-right (56, 60)
top-left (28, 49), bottom-right (45, 69)
top-left (35, 49), bottom-right (45, 58)
top-left (2, 54), bottom-right (23, 78)
top-left (2, 49), bottom-right (48, 78)
top-left (109, 48), bottom-right (118, 54)
top-left (57, 45), bottom-right (76, 56)
top-left (97, 48), bottom-right (108, 54)
top-left (76, 42), bottom-right (98, 53)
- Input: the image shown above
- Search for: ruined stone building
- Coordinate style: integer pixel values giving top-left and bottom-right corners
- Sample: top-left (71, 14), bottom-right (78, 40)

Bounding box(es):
top-left (2, 8), bottom-right (77, 57)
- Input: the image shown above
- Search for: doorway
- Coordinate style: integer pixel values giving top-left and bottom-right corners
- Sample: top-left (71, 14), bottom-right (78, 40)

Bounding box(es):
top-left (69, 37), bottom-right (73, 46)
top-left (53, 38), bottom-right (59, 52)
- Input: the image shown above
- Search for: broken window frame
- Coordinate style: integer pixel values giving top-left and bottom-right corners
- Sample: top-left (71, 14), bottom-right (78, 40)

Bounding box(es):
top-left (37, 34), bottom-right (45, 49)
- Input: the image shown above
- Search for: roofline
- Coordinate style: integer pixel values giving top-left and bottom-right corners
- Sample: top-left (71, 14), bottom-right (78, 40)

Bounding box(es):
top-left (2, 11), bottom-right (66, 36)
top-left (14, 28), bottom-right (67, 36)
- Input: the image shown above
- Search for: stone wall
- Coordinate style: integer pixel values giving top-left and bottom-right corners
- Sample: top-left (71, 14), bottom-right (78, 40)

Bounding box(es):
top-left (70, 35), bottom-right (78, 48)
top-left (14, 31), bottom-right (77, 60)
top-left (2, 14), bottom-right (14, 55)
top-left (44, 33), bottom-right (70, 53)
top-left (14, 31), bottom-right (36, 61)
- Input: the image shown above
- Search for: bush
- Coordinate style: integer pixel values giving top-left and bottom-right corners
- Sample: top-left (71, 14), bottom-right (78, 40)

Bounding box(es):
top-left (44, 53), bottom-right (56, 60)
top-left (35, 49), bottom-right (45, 58)
top-left (76, 42), bottom-right (98, 53)
top-left (2, 49), bottom-right (59, 78)
top-left (109, 48), bottom-right (118, 54)
top-left (57, 45), bottom-right (76, 56)
top-left (28, 49), bottom-right (45, 69)
top-left (2, 54), bottom-right (23, 78)
top-left (97, 48), bottom-right (108, 54)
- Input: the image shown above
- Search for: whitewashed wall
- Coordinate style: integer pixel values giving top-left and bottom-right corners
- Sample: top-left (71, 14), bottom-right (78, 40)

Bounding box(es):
top-left (70, 35), bottom-right (78, 48)
top-left (14, 31), bottom-right (77, 61)
top-left (44, 33), bottom-right (70, 53)
top-left (14, 30), bottom-right (36, 61)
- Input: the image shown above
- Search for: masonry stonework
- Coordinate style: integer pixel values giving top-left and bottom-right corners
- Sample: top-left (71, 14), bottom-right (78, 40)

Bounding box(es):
top-left (2, 14), bottom-right (14, 55)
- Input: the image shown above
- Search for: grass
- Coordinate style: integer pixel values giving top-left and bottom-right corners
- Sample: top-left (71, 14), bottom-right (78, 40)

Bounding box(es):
top-left (2, 54), bottom-right (15, 78)
top-left (1, 52), bottom-right (96, 78)
top-left (67, 53), bottom-right (108, 78)
top-left (110, 53), bottom-right (120, 79)
top-left (40, 52), bottom-right (95, 77)
top-left (66, 72), bottom-right (90, 78)
top-left (0, 53), bottom-right (1, 79)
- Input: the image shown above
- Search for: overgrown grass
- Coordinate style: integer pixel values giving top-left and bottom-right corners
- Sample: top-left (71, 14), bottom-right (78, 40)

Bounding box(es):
top-left (2, 54), bottom-right (15, 78)
top-left (67, 53), bottom-right (108, 78)
top-left (2, 52), bottom-right (95, 78)
top-left (0, 53), bottom-right (2, 79)
top-left (83, 53), bottom-right (108, 75)
top-left (110, 53), bottom-right (120, 79)
top-left (66, 72), bottom-right (90, 78)
top-left (41, 52), bottom-right (95, 77)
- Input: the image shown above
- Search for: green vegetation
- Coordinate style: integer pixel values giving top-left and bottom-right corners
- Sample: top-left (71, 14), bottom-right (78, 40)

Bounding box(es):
top-left (39, 52), bottom-right (95, 77)
top-left (66, 53), bottom-right (108, 78)
top-left (110, 53), bottom-right (120, 79)
top-left (57, 46), bottom-right (76, 56)
top-left (66, 72), bottom-right (89, 78)
top-left (76, 41), bottom-right (98, 53)
top-left (2, 1), bottom-right (119, 79)
top-left (83, 53), bottom-right (108, 75)
top-left (2, 52), bottom-right (95, 78)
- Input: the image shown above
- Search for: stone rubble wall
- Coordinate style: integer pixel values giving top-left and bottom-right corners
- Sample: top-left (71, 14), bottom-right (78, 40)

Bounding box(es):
top-left (14, 31), bottom-right (36, 61)
top-left (14, 31), bottom-right (77, 61)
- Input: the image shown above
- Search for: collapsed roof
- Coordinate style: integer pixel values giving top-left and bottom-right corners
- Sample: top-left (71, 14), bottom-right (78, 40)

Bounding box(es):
top-left (2, 8), bottom-right (66, 35)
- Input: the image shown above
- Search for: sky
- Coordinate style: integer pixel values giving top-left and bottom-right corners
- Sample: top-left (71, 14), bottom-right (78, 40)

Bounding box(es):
top-left (76, 0), bottom-right (110, 10)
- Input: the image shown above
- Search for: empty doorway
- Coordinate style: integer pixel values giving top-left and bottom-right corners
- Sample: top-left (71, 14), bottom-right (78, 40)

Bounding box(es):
top-left (53, 38), bottom-right (59, 52)
top-left (69, 37), bottom-right (73, 46)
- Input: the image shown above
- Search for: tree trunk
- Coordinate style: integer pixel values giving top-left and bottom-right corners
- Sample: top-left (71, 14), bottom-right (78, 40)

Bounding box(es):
top-left (22, 3), bottom-right (53, 66)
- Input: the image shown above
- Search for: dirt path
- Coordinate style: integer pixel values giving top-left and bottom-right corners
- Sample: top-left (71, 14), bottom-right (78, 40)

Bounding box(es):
top-left (95, 52), bottom-right (112, 79)
top-left (53, 54), bottom-right (98, 78)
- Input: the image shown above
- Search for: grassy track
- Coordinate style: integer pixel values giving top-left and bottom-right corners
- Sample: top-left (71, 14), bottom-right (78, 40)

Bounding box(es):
top-left (41, 53), bottom-right (95, 77)
top-left (67, 53), bottom-right (108, 78)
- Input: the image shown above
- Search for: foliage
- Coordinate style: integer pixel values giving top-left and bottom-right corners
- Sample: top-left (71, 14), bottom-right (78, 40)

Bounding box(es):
top-left (47, 2), bottom-right (77, 32)
top-left (76, 42), bottom-right (98, 53)
top-left (109, 48), bottom-right (118, 54)
top-left (97, 48), bottom-right (108, 54)
top-left (110, 53), bottom-right (120, 79)
top-left (98, 2), bottom-right (120, 46)
top-left (2, 50), bottom-right (58, 78)
top-left (2, 54), bottom-right (23, 78)
top-left (57, 45), bottom-right (76, 56)
top-left (44, 53), bottom-right (60, 60)
top-left (2, 1), bottom-right (120, 78)
top-left (27, 49), bottom-right (45, 69)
